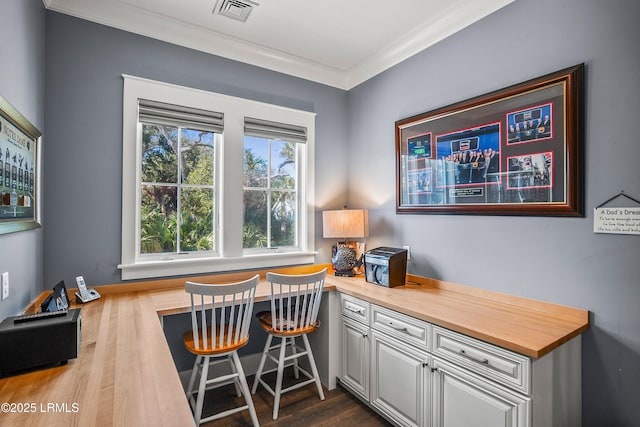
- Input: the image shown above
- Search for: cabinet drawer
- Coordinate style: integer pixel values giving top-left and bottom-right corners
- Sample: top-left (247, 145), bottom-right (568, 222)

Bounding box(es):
top-left (371, 304), bottom-right (430, 351)
top-left (340, 294), bottom-right (370, 325)
top-left (432, 326), bottom-right (531, 394)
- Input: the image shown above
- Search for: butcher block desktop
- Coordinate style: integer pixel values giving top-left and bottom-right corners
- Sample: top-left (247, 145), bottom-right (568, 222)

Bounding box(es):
top-left (340, 274), bottom-right (589, 358)
top-left (0, 265), bottom-right (588, 426)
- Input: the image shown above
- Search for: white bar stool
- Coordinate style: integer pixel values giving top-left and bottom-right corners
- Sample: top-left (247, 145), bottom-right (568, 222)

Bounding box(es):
top-left (251, 268), bottom-right (327, 420)
top-left (183, 275), bottom-right (260, 426)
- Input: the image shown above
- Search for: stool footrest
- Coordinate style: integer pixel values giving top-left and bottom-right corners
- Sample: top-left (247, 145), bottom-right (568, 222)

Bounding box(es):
top-left (281, 377), bottom-right (316, 394)
top-left (200, 404), bottom-right (250, 424)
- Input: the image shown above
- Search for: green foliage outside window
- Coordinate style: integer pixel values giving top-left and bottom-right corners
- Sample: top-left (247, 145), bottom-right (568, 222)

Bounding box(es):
top-left (140, 124), bottom-right (214, 254)
top-left (139, 125), bottom-right (298, 255)
top-left (243, 138), bottom-right (297, 249)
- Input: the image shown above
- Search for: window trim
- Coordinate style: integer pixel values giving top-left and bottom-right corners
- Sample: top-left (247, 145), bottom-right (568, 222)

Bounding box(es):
top-left (120, 75), bottom-right (316, 280)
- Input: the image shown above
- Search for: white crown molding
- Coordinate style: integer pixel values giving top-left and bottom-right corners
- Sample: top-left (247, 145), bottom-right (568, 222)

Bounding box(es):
top-left (43, 0), bottom-right (513, 90)
top-left (346, 0), bottom-right (514, 89)
top-left (43, 0), bottom-right (348, 88)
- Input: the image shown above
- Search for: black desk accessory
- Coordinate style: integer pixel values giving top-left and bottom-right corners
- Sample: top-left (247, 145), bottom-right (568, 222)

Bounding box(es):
top-left (13, 309), bottom-right (68, 324)
top-left (364, 247), bottom-right (408, 288)
top-left (0, 308), bottom-right (81, 377)
top-left (40, 280), bottom-right (70, 312)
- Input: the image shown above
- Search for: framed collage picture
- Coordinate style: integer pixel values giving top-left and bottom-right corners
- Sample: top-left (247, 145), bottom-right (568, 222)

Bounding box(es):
top-left (396, 64), bottom-right (584, 216)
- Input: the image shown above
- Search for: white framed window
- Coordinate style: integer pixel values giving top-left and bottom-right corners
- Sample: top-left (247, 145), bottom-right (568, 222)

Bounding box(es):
top-left (138, 100), bottom-right (220, 258)
top-left (120, 75), bottom-right (316, 280)
top-left (243, 118), bottom-right (308, 252)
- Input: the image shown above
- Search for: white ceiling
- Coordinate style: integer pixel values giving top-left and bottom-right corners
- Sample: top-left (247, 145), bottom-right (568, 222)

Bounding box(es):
top-left (43, 0), bottom-right (513, 90)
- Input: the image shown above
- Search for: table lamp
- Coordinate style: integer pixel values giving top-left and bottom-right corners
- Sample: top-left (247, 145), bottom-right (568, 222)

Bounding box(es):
top-left (322, 208), bottom-right (369, 276)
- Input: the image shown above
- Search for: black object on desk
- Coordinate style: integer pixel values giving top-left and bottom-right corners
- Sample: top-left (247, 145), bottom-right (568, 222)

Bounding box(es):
top-left (364, 247), bottom-right (408, 288)
top-left (40, 280), bottom-right (70, 312)
top-left (13, 309), bottom-right (68, 323)
top-left (0, 308), bottom-right (81, 377)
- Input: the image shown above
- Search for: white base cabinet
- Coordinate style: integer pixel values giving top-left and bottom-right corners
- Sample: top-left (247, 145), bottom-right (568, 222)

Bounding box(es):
top-left (432, 358), bottom-right (530, 427)
top-left (370, 330), bottom-right (431, 427)
top-left (341, 316), bottom-right (370, 400)
top-left (338, 293), bottom-right (581, 427)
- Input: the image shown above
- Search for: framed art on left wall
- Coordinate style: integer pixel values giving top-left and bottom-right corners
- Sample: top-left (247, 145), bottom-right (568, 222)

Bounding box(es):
top-left (0, 96), bottom-right (42, 234)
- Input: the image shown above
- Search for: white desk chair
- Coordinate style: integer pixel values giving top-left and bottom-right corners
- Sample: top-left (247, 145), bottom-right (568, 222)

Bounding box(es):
top-left (183, 275), bottom-right (260, 426)
top-left (251, 268), bottom-right (327, 419)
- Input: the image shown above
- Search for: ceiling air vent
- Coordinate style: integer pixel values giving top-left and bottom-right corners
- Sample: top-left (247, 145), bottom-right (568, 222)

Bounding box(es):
top-left (213, 0), bottom-right (259, 22)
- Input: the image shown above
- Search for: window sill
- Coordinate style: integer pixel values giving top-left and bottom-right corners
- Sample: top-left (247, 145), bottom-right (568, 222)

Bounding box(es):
top-left (118, 251), bottom-right (318, 280)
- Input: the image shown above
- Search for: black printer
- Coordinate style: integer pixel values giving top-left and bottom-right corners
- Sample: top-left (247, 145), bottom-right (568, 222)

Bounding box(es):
top-left (364, 247), bottom-right (408, 288)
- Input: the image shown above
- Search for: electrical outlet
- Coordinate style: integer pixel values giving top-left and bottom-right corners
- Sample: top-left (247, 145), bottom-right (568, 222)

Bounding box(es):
top-left (1, 272), bottom-right (8, 301)
top-left (403, 245), bottom-right (411, 261)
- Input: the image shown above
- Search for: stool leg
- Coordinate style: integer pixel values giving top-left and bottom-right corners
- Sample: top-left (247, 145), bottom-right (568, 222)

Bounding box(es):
top-left (303, 334), bottom-right (325, 401)
top-left (231, 351), bottom-right (260, 427)
top-left (252, 334), bottom-right (272, 394)
top-left (228, 355), bottom-right (242, 397)
top-left (273, 336), bottom-right (288, 420)
top-left (186, 355), bottom-right (201, 400)
top-left (194, 356), bottom-right (210, 425)
top-left (291, 336), bottom-right (300, 379)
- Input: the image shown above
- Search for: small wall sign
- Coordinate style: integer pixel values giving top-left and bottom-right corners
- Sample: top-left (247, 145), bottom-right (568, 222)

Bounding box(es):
top-left (593, 207), bottom-right (640, 235)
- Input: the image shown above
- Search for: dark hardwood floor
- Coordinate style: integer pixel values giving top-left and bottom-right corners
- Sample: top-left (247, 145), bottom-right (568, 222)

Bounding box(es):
top-left (197, 370), bottom-right (392, 426)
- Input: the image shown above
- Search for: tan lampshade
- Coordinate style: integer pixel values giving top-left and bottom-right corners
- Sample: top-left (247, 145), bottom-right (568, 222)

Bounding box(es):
top-left (322, 209), bottom-right (369, 239)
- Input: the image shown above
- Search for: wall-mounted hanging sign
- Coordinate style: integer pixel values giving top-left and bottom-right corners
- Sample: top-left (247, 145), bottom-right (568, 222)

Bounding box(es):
top-left (593, 192), bottom-right (640, 235)
top-left (395, 64), bottom-right (584, 216)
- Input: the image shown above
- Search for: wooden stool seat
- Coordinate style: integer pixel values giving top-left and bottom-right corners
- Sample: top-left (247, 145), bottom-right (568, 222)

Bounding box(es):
top-left (183, 328), bottom-right (249, 355)
top-left (256, 311), bottom-right (318, 337)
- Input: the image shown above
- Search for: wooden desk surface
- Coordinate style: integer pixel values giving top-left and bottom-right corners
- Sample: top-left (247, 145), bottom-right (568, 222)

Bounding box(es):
top-left (332, 274), bottom-right (589, 358)
top-left (0, 291), bottom-right (194, 427)
top-left (0, 266), bottom-right (589, 426)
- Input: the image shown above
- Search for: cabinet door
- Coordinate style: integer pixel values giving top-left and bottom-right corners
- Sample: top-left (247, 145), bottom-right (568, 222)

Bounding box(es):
top-left (432, 358), bottom-right (530, 427)
top-left (370, 330), bottom-right (431, 427)
top-left (341, 316), bottom-right (370, 400)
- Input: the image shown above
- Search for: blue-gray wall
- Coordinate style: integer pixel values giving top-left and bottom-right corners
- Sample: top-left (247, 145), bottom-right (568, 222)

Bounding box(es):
top-left (0, 0), bottom-right (46, 320)
top-left (348, 0), bottom-right (639, 425)
top-left (27, 0), bottom-right (640, 424)
top-left (43, 12), bottom-right (349, 288)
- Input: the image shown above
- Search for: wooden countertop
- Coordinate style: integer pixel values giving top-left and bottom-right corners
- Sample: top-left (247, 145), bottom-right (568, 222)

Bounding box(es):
top-left (331, 274), bottom-right (589, 358)
top-left (0, 265), bottom-right (589, 426)
top-left (0, 291), bottom-right (194, 427)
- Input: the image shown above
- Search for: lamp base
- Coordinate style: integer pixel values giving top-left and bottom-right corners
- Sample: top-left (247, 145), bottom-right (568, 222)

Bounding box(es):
top-left (334, 269), bottom-right (355, 277)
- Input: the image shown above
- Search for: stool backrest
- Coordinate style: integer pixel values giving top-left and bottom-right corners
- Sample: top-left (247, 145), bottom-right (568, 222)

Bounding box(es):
top-left (185, 274), bottom-right (260, 352)
top-left (266, 268), bottom-right (327, 333)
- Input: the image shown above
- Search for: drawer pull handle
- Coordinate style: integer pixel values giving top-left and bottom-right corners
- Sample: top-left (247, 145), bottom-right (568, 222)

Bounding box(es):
top-left (460, 349), bottom-right (490, 365)
top-left (387, 321), bottom-right (408, 331)
top-left (345, 304), bottom-right (365, 314)
top-left (387, 320), bottom-right (414, 336)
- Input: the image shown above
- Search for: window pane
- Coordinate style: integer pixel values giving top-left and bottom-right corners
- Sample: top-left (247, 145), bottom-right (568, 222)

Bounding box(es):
top-left (181, 129), bottom-right (215, 185)
top-left (180, 187), bottom-right (214, 251)
top-left (140, 185), bottom-right (177, 253)
top-left (141, 124), bottom-right (178, 183)
top-left (243, 190), bottom-right (267, 248)
top-left (271, 191), bottom-right (296, 247)
top-left (271, 141), bottom-right (296, 189)
top-left (244, 136), bottom-right (268, 188)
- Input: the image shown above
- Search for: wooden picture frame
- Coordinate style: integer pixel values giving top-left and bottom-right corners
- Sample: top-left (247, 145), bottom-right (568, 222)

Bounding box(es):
top-left (396, 64), bottom-right (584, 216)
top-left (0, 96), bottom-right (42, 234)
